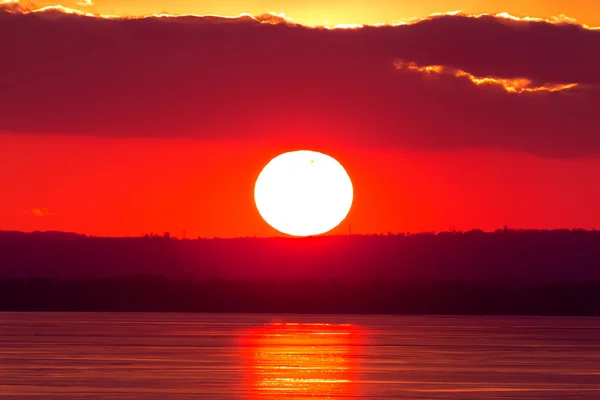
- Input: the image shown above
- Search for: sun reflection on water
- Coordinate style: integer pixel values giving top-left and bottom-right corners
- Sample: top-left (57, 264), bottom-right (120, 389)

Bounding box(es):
top-left (241, 322), bottom-right (363, 399)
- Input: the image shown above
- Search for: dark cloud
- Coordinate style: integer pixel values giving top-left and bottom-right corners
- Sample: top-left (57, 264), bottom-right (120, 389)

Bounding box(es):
top-left (1, 6), bottom-right (599, 157)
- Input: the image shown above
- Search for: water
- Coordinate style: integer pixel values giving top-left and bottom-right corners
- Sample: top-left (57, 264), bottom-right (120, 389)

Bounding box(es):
top-left (0, 313), bottom-right (599, 399)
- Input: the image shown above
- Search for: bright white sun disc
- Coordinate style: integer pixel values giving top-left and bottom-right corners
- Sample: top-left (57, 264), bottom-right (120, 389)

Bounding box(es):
top-left (254, 150), bottom-right (353, 236)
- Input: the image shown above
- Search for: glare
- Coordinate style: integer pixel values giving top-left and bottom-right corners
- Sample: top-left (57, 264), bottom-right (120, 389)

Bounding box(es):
top-left (254, 150), bottom-right (353, 237)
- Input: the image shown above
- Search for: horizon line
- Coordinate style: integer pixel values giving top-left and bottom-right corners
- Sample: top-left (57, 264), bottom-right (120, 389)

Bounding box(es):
top-left (1, 226), bottom-right (598, 240)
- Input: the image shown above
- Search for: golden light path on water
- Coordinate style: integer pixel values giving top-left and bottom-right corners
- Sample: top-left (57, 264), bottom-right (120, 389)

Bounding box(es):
top-left (240, 322), bottom-right (363, 399)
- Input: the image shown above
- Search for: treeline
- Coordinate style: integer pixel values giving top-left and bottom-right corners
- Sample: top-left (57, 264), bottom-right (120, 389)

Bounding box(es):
top-left (1, 276), bottom-right (599, 315)
top-left (1, 229), bottom-right (599, 283)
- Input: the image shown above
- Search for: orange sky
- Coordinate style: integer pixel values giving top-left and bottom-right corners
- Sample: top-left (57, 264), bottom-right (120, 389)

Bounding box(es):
top-left (28, 0), bottom-right (600, 26)
top-left (2, 135), bottom-right (599, 238)
top-left (2, 1), bottom-right (600, 237)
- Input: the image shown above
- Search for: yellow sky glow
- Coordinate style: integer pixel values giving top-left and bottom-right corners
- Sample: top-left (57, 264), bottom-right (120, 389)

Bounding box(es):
top-left (18, 0), bottom-right (600, 27)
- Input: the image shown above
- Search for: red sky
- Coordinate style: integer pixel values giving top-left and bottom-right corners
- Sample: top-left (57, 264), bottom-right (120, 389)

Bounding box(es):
top-left (2, 135), bottom-right (599, 238)
top-left (1, 1), bottom-right (600, 237)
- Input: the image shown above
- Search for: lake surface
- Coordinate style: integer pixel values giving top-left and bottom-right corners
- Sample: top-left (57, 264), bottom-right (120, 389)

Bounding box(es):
top-left (0, 313), bottom-right (599, 399)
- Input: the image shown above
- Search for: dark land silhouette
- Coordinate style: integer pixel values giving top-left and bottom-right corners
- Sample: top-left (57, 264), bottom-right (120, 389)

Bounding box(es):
top-left (1, 229), bottom-right (600, 315)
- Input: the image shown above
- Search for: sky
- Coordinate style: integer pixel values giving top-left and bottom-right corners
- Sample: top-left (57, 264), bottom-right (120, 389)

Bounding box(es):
top-left (16, 0), bottom-right (600, 27)
top-left (1, 0), bottom-right (599, 237)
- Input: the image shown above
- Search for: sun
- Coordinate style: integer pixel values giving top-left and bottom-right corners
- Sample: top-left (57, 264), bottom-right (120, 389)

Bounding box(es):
top-left (254, 150), bottom-right (353, 237)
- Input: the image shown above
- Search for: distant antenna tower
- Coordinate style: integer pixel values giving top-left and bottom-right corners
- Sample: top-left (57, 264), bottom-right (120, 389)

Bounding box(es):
top-left (348, 223), bottom-right (352, 236)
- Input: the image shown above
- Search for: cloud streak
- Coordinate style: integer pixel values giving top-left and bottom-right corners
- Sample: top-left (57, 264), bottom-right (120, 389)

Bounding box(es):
top-left (393, 61), bottom-right (579, 93)
top-left (76, 0), bottom-right (93, 7)
top-left (0, 6), bottom-right (599, 157)
top-left (10, 208), bottom-right (57, 217)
